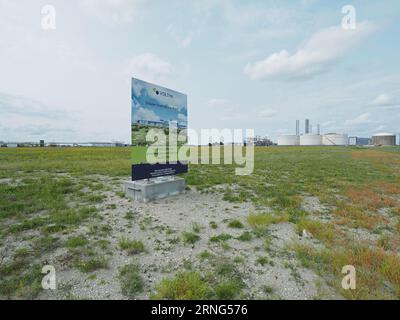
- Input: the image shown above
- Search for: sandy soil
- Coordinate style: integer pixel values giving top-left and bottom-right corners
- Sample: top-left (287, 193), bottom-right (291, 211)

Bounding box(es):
top-left (35, 176), bottom-right (342, 300)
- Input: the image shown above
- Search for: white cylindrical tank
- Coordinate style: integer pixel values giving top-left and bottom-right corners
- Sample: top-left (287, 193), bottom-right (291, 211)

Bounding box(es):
top-left (300, 134), bottom-right (322, 146)
top-left (322, 133), bottom-right (349, 146)
top-left (372, 133), bottom-right (396, 146)
top-left (278, 135), bottom-right (300, 146)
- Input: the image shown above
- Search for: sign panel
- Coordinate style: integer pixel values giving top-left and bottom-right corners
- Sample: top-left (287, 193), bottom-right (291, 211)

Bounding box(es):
top-left (132, 163), bottom-right (189, 181)
top-left (131, 78), bottom-right (188, 180)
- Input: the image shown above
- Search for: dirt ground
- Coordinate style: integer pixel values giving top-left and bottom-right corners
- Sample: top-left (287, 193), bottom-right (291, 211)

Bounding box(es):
top-left (34, 175), bottom-right (341, 300)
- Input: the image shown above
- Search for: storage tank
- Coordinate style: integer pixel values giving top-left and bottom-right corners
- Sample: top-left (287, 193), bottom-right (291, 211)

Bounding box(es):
top-left (300, 134), bottom-right (322, 146)
top-left (322, 133), bottom-right (349, 146)
top-left (278, 135), bottom-right (300, 146)
top-left (372, 133), bottom-right (396, 146)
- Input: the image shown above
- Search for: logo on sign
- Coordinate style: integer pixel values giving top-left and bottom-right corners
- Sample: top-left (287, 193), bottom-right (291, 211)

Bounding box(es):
top-left (153, 88), bottom-right (173, 98)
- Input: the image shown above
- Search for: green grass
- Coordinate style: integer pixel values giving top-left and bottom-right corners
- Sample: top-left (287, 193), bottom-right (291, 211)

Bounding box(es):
top-left (118, 264), bottom-right (144, 298)
top-left (214, 280), bottom-right (243, 299)
top-left (236, 231), bottom-right (252, 241)
top-left (65, 236), bottom-right (89, 249)
top-left (296, 219), bottom-right (335, 243)
top-left (151, 271), bottom-right (210, 300)
top-left (209, 233), bottom-right (232, 242)
top-left (118, 237), bottom-right (145, 254)
top-left (75, 257), bottom-right (108, 273)
top-left (198, 250), bottom-right (213, 260)
top-left (228, 219), bottom-right (244, 229)
top-left (246, 213), bottom-right (288, 232)
top-left (256, 256), bottom-right (270, 266)
top-left (192, 223), bottom-right (202, 233)
top-left (182, 232), bottom-right (200, 245)
top-left (1, 146), bottom-right (400, 299)
top-left (209, 221), bottom-right (218, 229)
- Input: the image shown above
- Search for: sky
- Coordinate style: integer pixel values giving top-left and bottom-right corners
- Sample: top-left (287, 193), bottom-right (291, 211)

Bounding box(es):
top-left (0, 0), bottom-right (399, 143)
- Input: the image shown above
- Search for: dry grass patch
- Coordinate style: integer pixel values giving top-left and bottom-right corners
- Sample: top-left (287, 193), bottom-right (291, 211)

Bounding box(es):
top-left (296, 219), bottom-right (336, 244)
top-left (346, 188), bottom-right (397, 211)
top-left (333, 205), bottom-right (385, 230)
top-left (293, 243), bottom-right (400, 299)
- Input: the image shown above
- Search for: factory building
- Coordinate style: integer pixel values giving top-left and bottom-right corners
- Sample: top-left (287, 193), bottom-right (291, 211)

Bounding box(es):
top-left (372, 133), bottom-right (396, 146)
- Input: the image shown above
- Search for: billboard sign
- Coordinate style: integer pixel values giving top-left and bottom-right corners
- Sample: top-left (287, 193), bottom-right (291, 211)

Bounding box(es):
top-left (131, 78), bottom-right (188, 180)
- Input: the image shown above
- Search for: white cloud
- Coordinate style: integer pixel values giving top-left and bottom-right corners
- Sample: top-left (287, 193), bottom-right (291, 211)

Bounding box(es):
top-left (126, 53), bottom-right (174, 83)
top-left (258, 108), bottom-right (277, 118)
top-left (301, 0), bottom-right (318, 6)
top-left (167, 25), bottom-right (193, 48)
top-left (244, 22), bottom-right (376, 80)
top-left (207, 98), bottom-right (229, 108)
top-left (345, 113), bottom-right (374, 126)
top-left (136, 107), bottom-right (160, 122)
top-left (81, 0), bottom-right (142, 25)
top-left (372, 93), bottom-right (398, 107)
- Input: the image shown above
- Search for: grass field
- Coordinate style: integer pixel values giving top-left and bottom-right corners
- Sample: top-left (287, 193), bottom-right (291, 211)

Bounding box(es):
top-left (1, 146), bottom-right (400, 299)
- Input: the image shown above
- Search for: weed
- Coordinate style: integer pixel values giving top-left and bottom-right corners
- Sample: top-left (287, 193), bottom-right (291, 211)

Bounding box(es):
top-left (210, 234), bottom-right (232, 243)
top-left (118, 264), bottom-right (144, 298)
top-left (215, 280), bottom-right (242, 299)
top-left (152, 271), bottom-right (209, 300)
top-left (75, 257), bottom-right (108, 273)
top-left (247, 213), bottom-right (287, 232)
top-left (256, 256), bottom-right (269, 266)
top-left (236, 231), bottom-right (252, 241)
top-left (296, 219), bottom-right (335, 244)
top-left (198, 251), bottom-right (212, 260)
top-left (209, 221), bottom-right (218, 229)
top-left (65, 236), bottom-right (88, 249)
top-left (182, 232), bottom-right (200, 245)
top-left (118, 237), bottom-right (145, 254)
top-left (192, 223), bottom-right (202, 233)
top-left (228, 220), bottom-right (244, 229)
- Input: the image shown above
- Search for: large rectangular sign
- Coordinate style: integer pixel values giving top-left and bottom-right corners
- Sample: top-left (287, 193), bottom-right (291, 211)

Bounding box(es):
top-left (131, 78), bottom-right (188, 181)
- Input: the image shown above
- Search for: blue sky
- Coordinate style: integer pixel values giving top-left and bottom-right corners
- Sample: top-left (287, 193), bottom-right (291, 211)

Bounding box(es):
top-left (0, 0), bottom-right (399, 143)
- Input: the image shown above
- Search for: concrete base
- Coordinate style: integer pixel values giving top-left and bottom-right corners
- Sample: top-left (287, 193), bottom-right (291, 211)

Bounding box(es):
top-left (123, 176), bottom-right (186, 202)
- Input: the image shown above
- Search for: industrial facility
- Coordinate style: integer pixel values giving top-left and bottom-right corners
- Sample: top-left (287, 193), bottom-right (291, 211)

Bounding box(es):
top-left (278, 119), bottom-right (349, 146)
top-left (277, 119), bottom-right (397, 147)
top-left (372, 133), bottom-right (397, 146)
